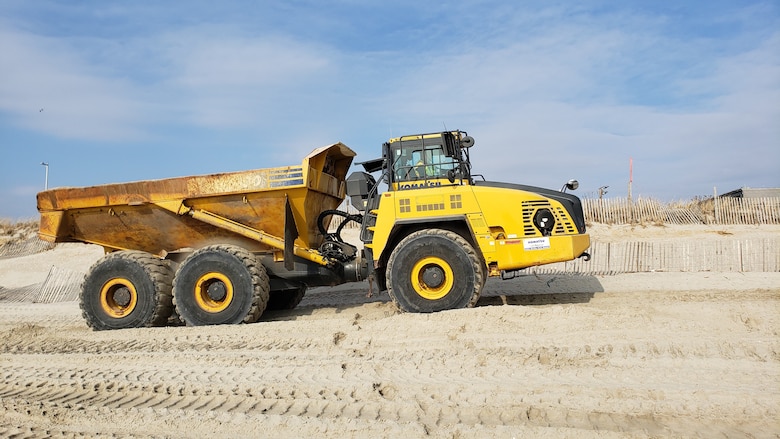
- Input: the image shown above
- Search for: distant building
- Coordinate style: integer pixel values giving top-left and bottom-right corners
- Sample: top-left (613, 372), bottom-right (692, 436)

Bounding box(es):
top-left (720, 187), bottom-right (780, 198)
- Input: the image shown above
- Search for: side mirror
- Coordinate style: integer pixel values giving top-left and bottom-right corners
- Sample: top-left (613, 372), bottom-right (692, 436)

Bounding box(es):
top-left (460, 136), bottom-right (475, 148)
top-left (561, 179), bottom-right (579, 193)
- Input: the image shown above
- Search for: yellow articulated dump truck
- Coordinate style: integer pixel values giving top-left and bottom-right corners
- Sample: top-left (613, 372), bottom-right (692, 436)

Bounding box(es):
top-left (37, 130), bottom-right (590, 330)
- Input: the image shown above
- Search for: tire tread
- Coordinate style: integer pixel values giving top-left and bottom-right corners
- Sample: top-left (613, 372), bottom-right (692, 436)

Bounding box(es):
top-left (386, 229), bottom-right (484, 312)
top-left (80, 251), bottom-right (174, 330)
top-left (172, 244), bottom-right (269, 325)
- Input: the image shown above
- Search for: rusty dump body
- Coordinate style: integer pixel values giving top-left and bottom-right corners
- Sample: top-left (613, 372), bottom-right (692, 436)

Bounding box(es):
top-left (37, 143), bottom-right (355, 260)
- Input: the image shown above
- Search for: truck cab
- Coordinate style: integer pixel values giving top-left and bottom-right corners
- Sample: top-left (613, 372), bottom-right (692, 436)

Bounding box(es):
top-left (386, 131), bottom-right (470, 190)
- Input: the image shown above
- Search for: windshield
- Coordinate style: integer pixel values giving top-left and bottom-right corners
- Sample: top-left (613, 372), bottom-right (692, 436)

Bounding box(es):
top-left (391, 142), bottom-right (459, 183)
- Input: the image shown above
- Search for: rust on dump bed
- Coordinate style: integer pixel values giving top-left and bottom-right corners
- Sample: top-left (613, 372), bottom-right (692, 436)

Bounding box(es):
top-left (37, 143), bottom-right (356, 256)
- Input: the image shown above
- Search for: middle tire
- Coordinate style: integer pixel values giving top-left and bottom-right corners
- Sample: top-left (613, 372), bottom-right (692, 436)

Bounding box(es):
top-left (386, 229), bottom-right (484, 313)
top-left (173, 244), bottom-right (269, 326)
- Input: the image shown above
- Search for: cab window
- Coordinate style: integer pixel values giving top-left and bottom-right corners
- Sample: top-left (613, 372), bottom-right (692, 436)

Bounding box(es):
top-left (392, 144), bottom-right (457, 182)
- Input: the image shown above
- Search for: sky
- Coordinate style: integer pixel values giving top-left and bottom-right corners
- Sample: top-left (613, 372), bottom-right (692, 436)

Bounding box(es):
top-left (1, 0), bottom-right (778, 219)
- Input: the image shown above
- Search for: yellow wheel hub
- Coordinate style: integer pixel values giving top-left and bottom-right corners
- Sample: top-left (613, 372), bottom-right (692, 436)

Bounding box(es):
top-left (410, 256), bottom-right (454, 300)
top-left (99, 278), bottom-right (138, 318)
top-left (194, 272), bottom-right (234, 313)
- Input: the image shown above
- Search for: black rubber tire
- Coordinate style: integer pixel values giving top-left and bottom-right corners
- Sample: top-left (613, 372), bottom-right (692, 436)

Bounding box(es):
top-left (80, 251), bottom-right (174, 331)
top-left (265, 285), bottom-right (307, 311)
top-left (386, 229), bottom-right (483, 313)
top-left (173, 244), bottom-right (269, 326)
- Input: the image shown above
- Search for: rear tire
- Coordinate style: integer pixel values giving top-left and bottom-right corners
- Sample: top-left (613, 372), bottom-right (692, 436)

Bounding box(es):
top-left (81, 251), bottom-right (174, 331)
top-left (386, 229), bottom-right (483, 313)
top-left (173, 244), bottom-right (269, 326)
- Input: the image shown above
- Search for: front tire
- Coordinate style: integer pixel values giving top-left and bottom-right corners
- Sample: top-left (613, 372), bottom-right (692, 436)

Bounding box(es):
top-left (81, 251), bottom-right (174, 330)
top-left (386, 229), bottom-right (483, 313)
top-left (173, 244), bottom-right (269, 326)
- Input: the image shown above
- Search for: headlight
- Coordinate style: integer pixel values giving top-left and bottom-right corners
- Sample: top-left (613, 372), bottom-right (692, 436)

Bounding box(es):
top-left (533, 208), bottom-right (555, 236)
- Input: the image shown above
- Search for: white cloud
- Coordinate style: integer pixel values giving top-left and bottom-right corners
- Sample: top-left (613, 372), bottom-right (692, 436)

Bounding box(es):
top-left (0, 21), bottom-right (339, 139)
top-left (0, 25), bottom-right (149, 141)
top-left (170, 37), bottom-right (330, 88)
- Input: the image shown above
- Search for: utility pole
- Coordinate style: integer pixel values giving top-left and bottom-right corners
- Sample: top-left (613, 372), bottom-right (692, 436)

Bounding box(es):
top-left (713, 186), bottom-right (719, 224)
top-left (628, 158), bottom-right (634, 223)
top-left (627, 158), bottom-right (633, 202)
top-left (41, 162), bottom-right (49, 190)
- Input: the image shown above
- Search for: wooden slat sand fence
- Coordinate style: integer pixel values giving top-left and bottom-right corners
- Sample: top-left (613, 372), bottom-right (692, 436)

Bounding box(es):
top-left (0, 266), bottom-right (84, 303)
top-left (0, 285), bottom-right (41, 303)
top-left (0, 238), bottom-right (55, 259)
top-left (710, 197), bottom-right (780, 225)
top-left (35, 266), bottom-right (84, 303)
top-left (583, 197), bottom-right (780, 225)
top-left (525, 237), bottom-right (780, 275)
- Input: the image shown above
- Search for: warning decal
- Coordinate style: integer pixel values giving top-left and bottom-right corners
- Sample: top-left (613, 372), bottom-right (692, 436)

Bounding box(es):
top-left (523, 237), bottom-right (551, 251)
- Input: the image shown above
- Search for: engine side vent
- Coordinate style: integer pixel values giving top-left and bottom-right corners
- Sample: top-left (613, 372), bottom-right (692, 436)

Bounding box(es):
top-left (553, 206), bottom-right (577, 234)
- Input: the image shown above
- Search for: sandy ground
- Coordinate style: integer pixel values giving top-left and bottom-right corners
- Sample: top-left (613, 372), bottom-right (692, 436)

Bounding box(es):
top-left (0, 225), bottom-right (779, 438)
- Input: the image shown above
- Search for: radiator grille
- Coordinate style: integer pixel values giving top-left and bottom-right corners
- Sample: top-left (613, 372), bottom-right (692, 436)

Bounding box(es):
top-left (521, 200), bottom-right (576, 236)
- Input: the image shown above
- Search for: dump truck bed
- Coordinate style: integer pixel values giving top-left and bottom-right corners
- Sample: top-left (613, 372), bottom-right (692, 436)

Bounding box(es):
top-left (37, 143), bottom-right (356, 257)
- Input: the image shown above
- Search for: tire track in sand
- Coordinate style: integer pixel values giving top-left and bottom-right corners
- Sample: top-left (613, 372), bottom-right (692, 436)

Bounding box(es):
top-left (1, 289), bottom-right (777, 437)
top-left (1, 343), bottom-right (774, 439)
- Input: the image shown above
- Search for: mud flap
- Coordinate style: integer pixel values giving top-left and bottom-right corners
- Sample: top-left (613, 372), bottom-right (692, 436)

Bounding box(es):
top-left (284, 196), bottom-right (299, 271)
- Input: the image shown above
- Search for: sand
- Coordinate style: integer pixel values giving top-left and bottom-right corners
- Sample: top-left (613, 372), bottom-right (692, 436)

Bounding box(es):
top-left (0, 225), bottom-right (779, 438)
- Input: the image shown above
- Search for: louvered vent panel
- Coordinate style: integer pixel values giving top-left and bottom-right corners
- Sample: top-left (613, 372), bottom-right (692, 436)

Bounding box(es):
top-left (553, 207), bottom-right (577, 234)
top-left (521, 200), bottom-right (551, 236)
top-left (522, 201), bottom-right (577, 236)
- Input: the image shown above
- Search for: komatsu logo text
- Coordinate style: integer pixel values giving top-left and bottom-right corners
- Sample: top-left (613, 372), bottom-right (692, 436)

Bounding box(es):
top-left (399, 181), bottom-right (442, 190)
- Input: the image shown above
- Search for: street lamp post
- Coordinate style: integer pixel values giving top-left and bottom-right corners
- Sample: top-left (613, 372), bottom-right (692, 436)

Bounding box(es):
top-left (41, 162), bottom-right (49, 190)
